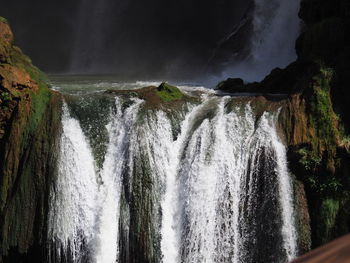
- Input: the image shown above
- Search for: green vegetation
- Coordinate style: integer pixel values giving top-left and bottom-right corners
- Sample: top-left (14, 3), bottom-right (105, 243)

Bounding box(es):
top-left (4, 29), bottom-right (51, 139)
top-left (296, 66), bottom-right (346, 196)
top-left (309, 66), bottom-right (339, 152)
top-left (305, 172), bottom-right (342, 195)
top-left (10, 43), bottom-right (51, 145)
top-left (7, 44), bottom-right (52, 149)
top-left (298, 147), bottom-right (321, 171)
top-left (0, 92), bottom-right (11, 103)
top-left (298, 147), bottom-right (343, 195)
top-left (28, 84), bottom-right (51, 129)
top-left (0, 17), bottom-right (8, 24)
top-left (0, 91), bottom-right (11, 110)
top-left (318, 198), bottom-right (340, 244)
top-left (156, 82), bottom-right (184, 102)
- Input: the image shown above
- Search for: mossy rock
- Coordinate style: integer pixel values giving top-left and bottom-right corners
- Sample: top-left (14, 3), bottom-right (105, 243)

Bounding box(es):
top-left (106, 82), bottom-right (196, 110)
top-left (0, 17), bottom-right (62, 261)
top-left (315, 198), bottom-right (340, 244)
top-left (308, 66), bottom-right (340, 153)
top-left (156, 82), bottom-right (184, 102)
top-left (0, 17), bottom-right (8, 24)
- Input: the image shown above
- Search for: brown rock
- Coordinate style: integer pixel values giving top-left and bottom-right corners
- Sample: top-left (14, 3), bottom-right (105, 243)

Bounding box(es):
top-left (0, 21), bottom-right (13, 45)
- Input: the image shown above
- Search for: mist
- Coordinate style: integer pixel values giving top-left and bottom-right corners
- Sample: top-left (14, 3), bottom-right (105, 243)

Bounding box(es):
top-left (1, 0), bottom-right (300, 83)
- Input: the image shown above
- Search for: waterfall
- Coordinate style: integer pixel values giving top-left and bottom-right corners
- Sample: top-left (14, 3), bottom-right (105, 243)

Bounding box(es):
top-left (48, 84), bottom-right (298, 263)
top-left (218, 0), bottom-right (301, 82)
top-left (176, 98), bottom-right (246, 263)
top-left (48, 103), bottom-right (99, 262)
top-left (236, 110), bottom-right (297, 262)
top-left (48, 99), bottom-right (143, 263)
top-left (93, 97), bottom-right (144, 262)
top-left (159, 98), bottom-right (297, 263)
top-left (250, 0), bottom-right (301, 68)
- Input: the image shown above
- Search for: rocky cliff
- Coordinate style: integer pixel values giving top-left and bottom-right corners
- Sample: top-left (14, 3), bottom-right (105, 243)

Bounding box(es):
top-left (0, 18), bottom-right (61, 262)
top-left (285, 0), bottom-right (350, 249)
top-left (218, 0), bottom-right (350, 251)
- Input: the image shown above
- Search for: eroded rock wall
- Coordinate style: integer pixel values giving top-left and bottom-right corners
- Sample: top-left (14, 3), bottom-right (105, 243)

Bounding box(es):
top-left (0, 18), bottom-right (62, 262)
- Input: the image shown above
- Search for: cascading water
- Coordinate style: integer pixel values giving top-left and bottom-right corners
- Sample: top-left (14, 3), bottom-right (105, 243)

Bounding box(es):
top-left (48, 102), bottom-right (99, 262)
top-left (250, 0), bottom-right (301, 69)
top-left (93, 97), bottom-right (144, 262)
top-left (236, 110), bottom-right (297, 263)
top-left (48, 78), bottom-right (299, 263)
top-left (48, 97), bottom-right (142, 263)
top-left (217, 0), bottom-right (301, 82)
top-left (159, 97), bottom-right (298, 263)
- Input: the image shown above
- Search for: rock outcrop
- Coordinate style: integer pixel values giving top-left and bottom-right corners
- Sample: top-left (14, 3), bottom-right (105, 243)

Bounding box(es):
top-left (0, 18), bottom-right (61, 262)
top-left (217, 0), bottom-right (350, 251)
top-left (286, 1), bottom-right (350, 248)
top-left (106, 82), bottom-right (196, 110)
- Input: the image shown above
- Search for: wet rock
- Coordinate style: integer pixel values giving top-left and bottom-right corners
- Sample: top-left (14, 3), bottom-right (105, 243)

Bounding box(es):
top-left (106, 82), bottom-right (196, 110)
top-left (216, 78), bottom-right (245, 92)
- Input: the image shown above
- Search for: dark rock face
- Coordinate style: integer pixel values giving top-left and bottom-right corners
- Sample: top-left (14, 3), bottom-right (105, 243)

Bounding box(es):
top-left (120, 154), bottom-right (162, 263)
top-left (293, 0), bottom-right (350, 128)
top-left (216, 61), bottom-right (319, 94)
top-left (297, 0), bottom-right (350, 131)
top-left (0, 18), bottom-right (62, 262)
top-left (216, 78), bottom-right (244, 92)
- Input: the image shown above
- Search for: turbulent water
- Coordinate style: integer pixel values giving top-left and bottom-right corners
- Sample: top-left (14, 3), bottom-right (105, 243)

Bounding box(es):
top-left (47, 78), bottom-right (298, 263)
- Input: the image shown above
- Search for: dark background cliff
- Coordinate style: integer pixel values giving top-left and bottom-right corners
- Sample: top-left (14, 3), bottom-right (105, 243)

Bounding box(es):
top-left (1, 0), bottom-right (252, 78)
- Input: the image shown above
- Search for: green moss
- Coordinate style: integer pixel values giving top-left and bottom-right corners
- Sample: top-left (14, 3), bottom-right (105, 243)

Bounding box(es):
top-left (4, 33), bottom-right (51, 137)
top-left (26, 84), bottom-right (51, 135)
top-left (297, 146), bottom-right (342, 195)
top-left (17, 46), bottom-right (51, 139)
top-left (309, 66), bottom-right (339, 151)
top-left (317, 198), bottom-right (340, 244)
top-left (156, 82), bottom-right (184, 102)
top-left (295, 67), bottom-right (347, 197)
top-left (0, 17), bottom-right (8, 24)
